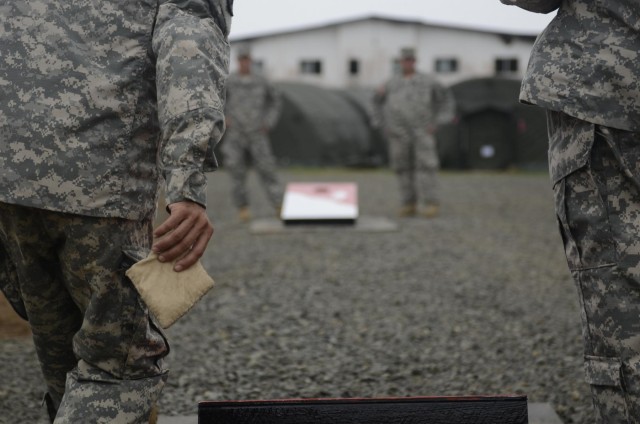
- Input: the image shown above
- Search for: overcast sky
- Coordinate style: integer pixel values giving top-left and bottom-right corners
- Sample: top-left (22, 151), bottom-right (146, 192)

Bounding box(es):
top-left (230, 0), bottom-right (557, 39)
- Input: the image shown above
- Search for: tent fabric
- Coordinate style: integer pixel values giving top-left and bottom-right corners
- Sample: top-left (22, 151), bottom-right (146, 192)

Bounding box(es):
top-left (269, 82), bottom-right (374, 166)
top-left (438, 77), bottom-right (548, 170)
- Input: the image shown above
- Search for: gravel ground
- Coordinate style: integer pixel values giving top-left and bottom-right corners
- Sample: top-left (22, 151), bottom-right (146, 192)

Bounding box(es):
top-left (0, 169), bottom-right (594, 423)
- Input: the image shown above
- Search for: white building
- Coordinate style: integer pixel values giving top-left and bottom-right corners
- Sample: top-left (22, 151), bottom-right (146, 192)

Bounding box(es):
top-left (230, 16), bottom-right (538, 89)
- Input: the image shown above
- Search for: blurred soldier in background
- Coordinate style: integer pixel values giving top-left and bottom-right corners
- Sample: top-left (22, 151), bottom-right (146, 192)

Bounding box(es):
top-left (374, 47), bottom-right (456, 218)
top-left (0, 0), bottom-right (231, 422)
top-left (501, 0), bottom-right (640, 422)
top-left (222, 46), bottom-right (284, 222)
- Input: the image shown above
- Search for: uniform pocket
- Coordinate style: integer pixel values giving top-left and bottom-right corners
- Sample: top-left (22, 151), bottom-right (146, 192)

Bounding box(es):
top-left (584, 355), bottom-right (631, 420)
top-left (547, 111), bottom-right (595, 186)
top-left (121, 248), bottom-right (170, 377)
top-left (553, 178), bottom-right (581, 270)
top-left (585, 355), bottom-right (623, 387)
top-left (552, 146), bottom-right (617, 271)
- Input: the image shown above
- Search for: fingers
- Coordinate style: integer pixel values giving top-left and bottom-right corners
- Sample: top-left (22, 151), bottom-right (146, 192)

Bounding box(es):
top-left (152, 202), bottom-right (214, 272)
top-left (174, 230), bottom-right (211, 272)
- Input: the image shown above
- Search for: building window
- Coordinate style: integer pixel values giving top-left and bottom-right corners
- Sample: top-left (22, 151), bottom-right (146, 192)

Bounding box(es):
top-left (435, 58), bottom-right (458, 73)
top-left (349, 59), bottom-right (360, 76)
top-left (300, 60), bottom-right (322, 75)
top-left (495, 58), bottom-right (518, 74)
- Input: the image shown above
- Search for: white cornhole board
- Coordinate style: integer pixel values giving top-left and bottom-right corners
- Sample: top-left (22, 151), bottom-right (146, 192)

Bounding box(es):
top-left (280, 182), bottom-right (358, 224)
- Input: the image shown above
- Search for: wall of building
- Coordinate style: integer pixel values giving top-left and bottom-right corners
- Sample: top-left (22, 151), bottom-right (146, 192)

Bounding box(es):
top-left (230, 18), bottom-right (536, 88)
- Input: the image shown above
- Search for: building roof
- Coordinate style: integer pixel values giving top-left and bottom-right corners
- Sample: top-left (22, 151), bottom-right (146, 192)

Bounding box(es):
top-left (230, 14), bottom-right (539, 43)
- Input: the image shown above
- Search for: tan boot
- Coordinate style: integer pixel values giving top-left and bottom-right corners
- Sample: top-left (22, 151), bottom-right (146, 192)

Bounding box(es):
top-left (238, 207), bottom-right (251, 223)
top-left (398, 204), bottom-right (416, 217)
top-left (148, 404), bottom-right (158, 424)
top-left (421, 204), bottom-right (439, 219)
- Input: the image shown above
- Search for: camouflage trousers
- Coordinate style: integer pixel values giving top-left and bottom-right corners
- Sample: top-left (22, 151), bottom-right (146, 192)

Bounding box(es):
top-left (0, 203), bottom-right (169, 423)
top-left (386, 123), bottom-right (439, 207)
top-left (548, 111), bottom-right (640, 423)
top-left (220, 128), bottom-right (283, 209)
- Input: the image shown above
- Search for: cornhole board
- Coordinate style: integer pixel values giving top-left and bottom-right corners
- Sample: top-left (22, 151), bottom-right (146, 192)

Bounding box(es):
top-left (199, 395), bottom-right (528, 424)
top-left (250, 216), bottom-right (399, 234)
top-left (280, 182), bottom-right (358, 225)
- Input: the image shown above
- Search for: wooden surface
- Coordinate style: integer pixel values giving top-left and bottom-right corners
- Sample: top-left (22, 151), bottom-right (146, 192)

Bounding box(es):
top-left (199, 396), bottom-right (528, 424)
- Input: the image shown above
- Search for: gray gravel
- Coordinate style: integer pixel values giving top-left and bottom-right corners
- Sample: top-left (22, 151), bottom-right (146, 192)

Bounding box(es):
top-left (0, 169), bottom-right (594, 423)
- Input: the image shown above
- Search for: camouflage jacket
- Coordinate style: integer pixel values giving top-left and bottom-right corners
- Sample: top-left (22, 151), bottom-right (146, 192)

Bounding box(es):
top-left (374, 73), bottom-right (456, 129)
top-left (0, 0), bottom-right (232, 220)
top-left (501, 0), bottom-right (640, 132)
top-left (224, 73), bottom-right (282, 133)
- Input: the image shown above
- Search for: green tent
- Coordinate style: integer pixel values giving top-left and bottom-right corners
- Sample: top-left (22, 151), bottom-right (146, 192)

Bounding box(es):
top-left (268, 82), bottom-right (376, 167)
top-left (438, 77), bottom-right (548, 170)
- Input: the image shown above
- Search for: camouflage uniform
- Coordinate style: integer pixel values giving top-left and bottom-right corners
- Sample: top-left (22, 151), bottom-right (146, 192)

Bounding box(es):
top-left (0, 0), bottom-right (232, 422)
top-left (375, 72), bottom-right (455, 210)
top-left (502, 0), bottom-right (640, 421)
top-left (221, 72), bottom-right (283, 210)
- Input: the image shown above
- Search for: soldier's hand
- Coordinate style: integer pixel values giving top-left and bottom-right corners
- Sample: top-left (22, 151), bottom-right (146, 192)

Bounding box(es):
top-left (152, 201), bottom-right (214, 272)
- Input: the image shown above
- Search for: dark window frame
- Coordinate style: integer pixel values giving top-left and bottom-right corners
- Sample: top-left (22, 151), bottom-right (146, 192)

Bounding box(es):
top-left (435, 58), bottom-right (459, 73)
top-left (349, 59), bottom-right (359, 76)
top-left (495, 58), bottom-right (519, 73)
top-left (300, 60), bottom-right (323, 75)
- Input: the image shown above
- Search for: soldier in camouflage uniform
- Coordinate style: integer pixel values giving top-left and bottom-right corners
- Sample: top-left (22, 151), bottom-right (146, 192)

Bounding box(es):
top-left (501, 1), bottom-right (640, 422)
top-left (374, 47), bottom-right (456, 218)
top-left (222, 47), bottom-right (284, 222)
top-left (0, 1), bottom-right (232, 422)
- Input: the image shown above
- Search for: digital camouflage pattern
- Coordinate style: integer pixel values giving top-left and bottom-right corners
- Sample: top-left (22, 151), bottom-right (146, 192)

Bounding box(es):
top-left (221, 73), bottom-right (283, 209)
top-left (0, 203), bottom-right (168, 423)
top-left (549, 115), bottom-right (640, 423)
top-left (503, 0), bottom-right (640, 421)
top-left (225, 73), bottom-right (282, 134)
top-left (0, 0), bottom-right (232, 220)
top-left (56, 362), bottom-right (167, 424)
top-left (0, 0), bottom-right (231, 421)
top-left (374, 73), bottom-right (455, 207)
top-left (501, 0), bottom-right (640, 132)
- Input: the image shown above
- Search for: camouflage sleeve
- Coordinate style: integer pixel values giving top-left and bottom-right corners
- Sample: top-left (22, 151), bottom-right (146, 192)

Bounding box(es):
top-left (499, 0), bottom-right (560, 13)
top-left (433, 84), bottom-right (456, 126)
top-left (153, 0), bottom-right (232, 207)
top-left (263, 79), bottom-right (282, 130)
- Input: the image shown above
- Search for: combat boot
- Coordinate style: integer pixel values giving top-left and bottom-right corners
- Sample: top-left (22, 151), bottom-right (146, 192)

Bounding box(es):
top-left (398, 204), bottom-right (416, 217)
top-left (421, 204), bottom-right (439, 219)
top-left (238, 206), bottom-right (251, 222)
top-left (149, 404), bottom-right (158, 424)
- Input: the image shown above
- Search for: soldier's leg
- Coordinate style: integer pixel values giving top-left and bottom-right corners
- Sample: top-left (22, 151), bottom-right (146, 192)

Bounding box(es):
top-left (552, 121), bottom-right (640, 423)
top-left (220, 132), bottom-right (250, 209)
top-left (248, 132), bottom-right (283, 209)
top-left (387, 131), bottom-right (417, 213)
top-left (414, 130), bottom-right (440, 217)
top-left (0, 205), bottom-right (169, 423)
top-left (52, 213), bottom-right (168, 423)
top-left (0, 203), bottom-right (81, 420)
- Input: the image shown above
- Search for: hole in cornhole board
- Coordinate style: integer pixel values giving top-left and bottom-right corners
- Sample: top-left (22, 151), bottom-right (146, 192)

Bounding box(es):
top-left (199, 395), bottom-right (528, 424)
top-left (280, 182), bottom-right (358, 225)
